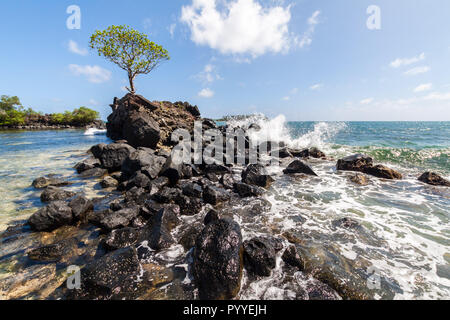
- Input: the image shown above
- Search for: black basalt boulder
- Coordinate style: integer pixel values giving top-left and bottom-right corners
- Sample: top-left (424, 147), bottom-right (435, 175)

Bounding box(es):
top-left (234, 182), bottom-right (264, 198)
top-left (418, 172), bottom-right (450, 187)
top-left (203, 185), bottom-right (231, 206)
top-left (336, 154), bottom-right (373, 172)
top-left (28, 201), bottom-right (73, 232)
top-left (40, 186), bottom-right (76, 203)
top-left (283, 160), bottom-right (318, 176)
top-left (243, 237), bottom-right (276, 277)
top-left (96, 143), bottom-right (136, 171)
top-left (242, 164), bottom-right (274, 188)
top-left (193, 218), bottom-right (243, 300)
top-left (69, 195), bottom-right (93, 220)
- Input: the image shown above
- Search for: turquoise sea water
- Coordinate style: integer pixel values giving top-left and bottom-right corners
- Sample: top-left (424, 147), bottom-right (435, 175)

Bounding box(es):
top-left (0, 121), bottom-right (449, 299)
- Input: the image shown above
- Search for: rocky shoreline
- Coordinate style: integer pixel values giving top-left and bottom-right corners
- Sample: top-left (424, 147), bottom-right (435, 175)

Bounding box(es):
top-left (1, 94), bottom-right (449, 300)
top-left (0, 120), bottom-right (105, 131)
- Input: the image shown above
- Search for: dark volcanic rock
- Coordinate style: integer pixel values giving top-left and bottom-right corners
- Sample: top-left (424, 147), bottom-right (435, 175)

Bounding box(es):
top-left (103, 227), bottom-right (141, 251)
top-left (193, 218), bottom-right (243, 300)
top-left (76, 246), bottom-right (140, 299)
top-left (32, 176), bottom-right (69, 189)
top-left (282, 245), bottom-right (304, 271)
top-left (176, 195), bottom-right (203, 216)
top-left (74, 158), bottom-right (101, 174)
top-left (153, 187), bottom-right (182, 204)
top-left (40, 186), bottom-right (76, 203)
top-left (99, 207), bottom-right (139, 231)
top-left (203, 185), bottom-right (231, 205)
top-left (159, 155), bottom-right (183, 186)
top-left (69, 195), bottom-right (93, 220)
top-left (242, 164), bottom-right (274, 188)
top-left (122, 111), bottom-right (161, 149)
top-left (179, 223), bottom-right (203, 251)
top-left (96, 143), bottom-right (136, 171)
top-left (234, 182), bottom-right (264, 198)
top-left (79, 167), bottom-right (108, 178)
top-left (349, 173), bottom-right (369, 185)
top-left (126, 172), bottom-right (152, 190)
top-left (243, 237), bottom-right (276, 277)
top-left (270, 147), bottom-right (293, 158)
top-left (100, 176), bottom-right (119, 188)
top-left (283, 160), bottom-right (318, 176)
top-left (309, 147), bottom-right (326, 159)
top-left (181, 182), bottom-right (203, 198)
top-left (145, 206), bottom-right (180, 250)
top-left (363, 165), bottom-right (402, 180)
top-left (332, 217), bottom-right (363, 231)
top-left (28, 238), bottom-right (78, 263)
top-left (204, 209), bottom-right (220, 225)
top-left (121, 149), bottom-right (166, 179)
top-left (152, 205), bottom-right (181, 231)
top-left (28, 201), bottom-right (73, 231)
top-left (336, 154), bottom-right (373, 172)
top-left (418, 172), bottom-right (450, 187)
top-left (220, 174), bottom-right (236, 189)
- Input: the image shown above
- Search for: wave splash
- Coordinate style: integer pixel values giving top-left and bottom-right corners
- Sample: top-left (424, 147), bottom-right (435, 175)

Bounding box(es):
top-left (84, 128), bottom-right (107, 136)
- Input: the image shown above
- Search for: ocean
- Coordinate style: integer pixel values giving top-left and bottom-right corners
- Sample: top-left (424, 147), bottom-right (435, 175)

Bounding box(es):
top-left (0, 119), bottom-right (449, 299)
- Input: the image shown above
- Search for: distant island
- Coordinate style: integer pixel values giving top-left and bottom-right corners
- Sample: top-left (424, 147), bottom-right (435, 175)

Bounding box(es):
top-left (0, 95), bottom-right (103, 129)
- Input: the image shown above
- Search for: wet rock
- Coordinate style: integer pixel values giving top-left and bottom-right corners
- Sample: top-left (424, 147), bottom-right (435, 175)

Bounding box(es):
top-left (40, 186), bottom-right (76, 203)
top-left (152, 205), bottom-right (180, 231)
top-left (28, 201), bottom-right (73, 232)
top-left (220, 173), bottom-right (236, 189)
top-left (202, 164), bottom-right (231, 174)
top-left (121, 149), bottom-right (166, 179)
top-left (76, 246), bottom-right (140, 299)
top-left (103, 227), bottom-right (141, 251)
top-left (204, 209), bottom-right (220, 225)
top-left (418, 172), bottom-right (450, 187)
top-left (363, 165), bottom-right (402, 180)
top-left (337, 154), bottom-right (373, 172)
top-left (203, 185), bottom-right (231, 205)
top-left (27, 238), bottom-right (78, 263)
top-left (176, 195), bottom-right (203, 216)
top-left (282, 245), bottom-right (304, 271)
top-left (74, 158), bottom-right (101, 174)
top-left (99, 207), bottom-right (139, 231)
top-left (145, 206), bottom-right (180, 250)
top-left (86, 209), bottom-right (111, 227)
top-left (100, 176), bottom-right (119, 188)
top-left (308, 147), bottom-right (326, 159)
top-left (32, 176), bottom-right (69, 189)
top-left (124, 187), bottom-right (150, 206)
top-left (179, 223), bottom-right (203, 251)
top-left (150, 176), bottom-right (170, 191)
top-left (126, 172), bottom-right (152, 190)
top-left (193, 218), bottom-right (243, 300)
top-left (153, 187), bottom-right (182, 204)
top-left (79, 167), bottom-right (108, 178)
top-left (159, 155), bottom-right (183, 186)
top-left (283, 160), bottom-right (317, 176)
top-left (242, 164), bottom-right (274, 188)
top-left (96, 143), bottom-right (136, 171)
top-left (243, 237), bottom-right (276, 277)
top-left (69, 195), bottom-right (93, 220)
top-left (90, 143), bottom-right (106, 159)
top-left (234, 182), bottom-right (264, 198)
top-left (205, 172), bottom-right (219, 182)
top-left (270, 147), bottom-right (293, 158)
top-left (181, 182), bottom-right (203, 198)
top-left (349, 173), bottom-right (369, 185)
top-left (332, 217), bottom-right (363, 231)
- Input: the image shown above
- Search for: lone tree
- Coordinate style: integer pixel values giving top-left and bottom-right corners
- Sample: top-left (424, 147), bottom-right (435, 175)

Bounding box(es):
top-left (90, 25), bottom-right (170, 94)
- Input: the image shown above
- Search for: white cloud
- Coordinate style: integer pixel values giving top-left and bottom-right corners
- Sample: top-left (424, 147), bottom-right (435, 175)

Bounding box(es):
top-left (423, 91), bottom-right (450, 101)
top-left (180, 0), bottom-right (294, 58)
top-left (295, 10), bottom-right (321, 48)
top-left (68, 40), bottom-right (88, 56)
top-left (282, 96), bottom-right (290, 101)
top-left (198, 88), bottom-right (215, 98)
top-left (310, 83), bottom-right (322, 90)
top-left (404, 66), bottom-right (430, 76)
top-left (360, 98), bottom-right (374, 105)
top-left (195, 64), bottom-right (222, 84)
top-left (390, 53), bottom-right (425, 68)
top-left (414, 83), bottom-right (432, 92)
top-left (168, 23), bottom-right (177, 38)
top-left (68, 64), bottom-right (112, 83)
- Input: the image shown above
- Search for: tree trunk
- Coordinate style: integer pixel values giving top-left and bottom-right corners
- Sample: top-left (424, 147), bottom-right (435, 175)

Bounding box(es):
top-left (128, 72), bottom-right (135, 94)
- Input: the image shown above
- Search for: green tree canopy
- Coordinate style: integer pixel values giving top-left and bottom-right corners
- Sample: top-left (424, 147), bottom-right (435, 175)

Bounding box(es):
top-left (89, 25), bottom-right (170, 94)
top-left (0, 95), bottom-right (22, 112)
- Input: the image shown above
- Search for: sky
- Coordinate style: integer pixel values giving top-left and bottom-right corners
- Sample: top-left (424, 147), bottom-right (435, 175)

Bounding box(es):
top-left (1, 0), bottom-right (450, 121)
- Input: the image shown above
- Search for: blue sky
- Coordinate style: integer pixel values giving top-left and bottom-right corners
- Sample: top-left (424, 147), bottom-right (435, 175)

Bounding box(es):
top-left (1, 0), bottom-right (450, 121)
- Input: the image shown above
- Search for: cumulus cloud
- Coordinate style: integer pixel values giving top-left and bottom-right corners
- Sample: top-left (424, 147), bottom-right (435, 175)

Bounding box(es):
top-left (414, 83), bottom-right (432, 92)
top-left (390, 53), bottom-right (425, 68)
top-left (68, 64), bottom-right (111, 83)
top-left (404, 66), bottom-right (430, 76)
top-left (68, 40), bottom-right (88, 56)
top-left (198, 88), bottom-right (215, 98)
top-left (168, 23), bottom-right (177, 38)
top-left (181, 0), bottom-right (300, 58)
top-left (195, 64), bottom-right (222, 84)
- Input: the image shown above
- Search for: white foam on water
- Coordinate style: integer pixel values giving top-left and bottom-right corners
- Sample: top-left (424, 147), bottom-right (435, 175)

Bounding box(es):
top-left (84, 128), bottom-right (107, 136)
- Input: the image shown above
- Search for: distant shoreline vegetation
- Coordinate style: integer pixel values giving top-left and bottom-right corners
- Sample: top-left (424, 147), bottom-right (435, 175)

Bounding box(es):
top-left (214, 114), bottom-right (268, 122)
top-left (0, 95), bottom-right (101, 128)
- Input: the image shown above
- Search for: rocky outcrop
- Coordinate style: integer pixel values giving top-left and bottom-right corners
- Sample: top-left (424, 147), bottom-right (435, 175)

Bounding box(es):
top-left (193, 218), bottom-right (243, 300)
top-left (40, 186), bottom-right (75, 203)
top-left (283, 160), bottom-right (317, 176)
top-left (337, 154), bottom-right (402, 180)
top-left (28, 201), bottom-right (74, 231)
top-left (242, 164), bottom-right (274, 188)
top-left (418, 172), bottom-right (450, 187)
top-left (93, 143), bottom-right (136, 172)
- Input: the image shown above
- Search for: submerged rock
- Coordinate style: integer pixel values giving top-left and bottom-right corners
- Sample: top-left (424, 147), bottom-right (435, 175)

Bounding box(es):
top-left (281, 245), bottom-right (304, 271)
top-left (418, 172), bottom-right (450, 187)
top-left (74, 158), bottom-right (101, 174)
top-left (283, 160), bottom-right (318, 176)
top-left (100, 176), bottom-right (119, 188)
top-left (32, 176), bottom-right (69, 189)
top-left (363, 164), bottom-right (402, 180)
top-left (243, 237), bottom-right (276, 277)
top-left (28, 201), bottom-right (73, 232)
top-left (234, 182), bottom-right (264, 198)
top-left (28, 238), bottom-right (78, 263)
top-left (349, 173), bottom-right (369, 185)
top-left (79, 167), bottom-right (108, 178)
top-left (40, 186), bottom-right (75, 203)
top-left (193, 218), bottom-right (243, 300)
